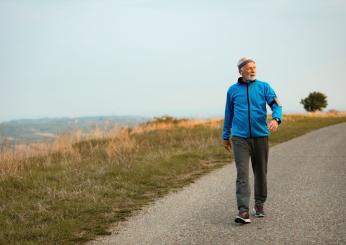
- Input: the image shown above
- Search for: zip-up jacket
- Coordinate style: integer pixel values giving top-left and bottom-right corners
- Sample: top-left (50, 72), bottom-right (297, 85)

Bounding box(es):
top-left (222, 78), bottom-right (282, 140)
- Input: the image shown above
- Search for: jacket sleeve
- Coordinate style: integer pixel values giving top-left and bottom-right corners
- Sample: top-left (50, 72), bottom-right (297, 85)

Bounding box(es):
top-left (265, 83), bottom-right (282, 124)
top-left (222, 90), bottom-right (233, 140)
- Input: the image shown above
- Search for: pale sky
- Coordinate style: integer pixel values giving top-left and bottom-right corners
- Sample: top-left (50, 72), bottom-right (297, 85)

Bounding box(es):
top-left (1, 0), bottom-right (346, 122)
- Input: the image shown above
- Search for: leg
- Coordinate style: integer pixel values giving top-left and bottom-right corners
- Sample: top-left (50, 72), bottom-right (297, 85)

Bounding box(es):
top-left (251, 137), bottom-right (269, 207)
top-left (231, 137), bottom-right (251, 211)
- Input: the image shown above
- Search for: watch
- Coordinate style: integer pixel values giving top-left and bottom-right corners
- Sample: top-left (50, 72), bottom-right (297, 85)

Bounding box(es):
top-left (273, 118), bottom-right (281, 124)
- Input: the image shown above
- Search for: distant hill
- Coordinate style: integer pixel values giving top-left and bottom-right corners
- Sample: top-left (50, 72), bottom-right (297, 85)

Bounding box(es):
top-left (0, 115), bottom-right (149, 145)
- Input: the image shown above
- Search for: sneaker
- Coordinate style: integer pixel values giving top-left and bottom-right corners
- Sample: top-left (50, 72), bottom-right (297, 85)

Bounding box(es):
top-left (235, 210), bottom-right (251, 224)
top-left (251, 205), bottom-right (266, 217)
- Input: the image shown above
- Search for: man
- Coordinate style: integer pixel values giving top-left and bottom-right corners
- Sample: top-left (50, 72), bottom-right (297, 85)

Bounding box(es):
top-left (222, 57), bottom-right (282, 224)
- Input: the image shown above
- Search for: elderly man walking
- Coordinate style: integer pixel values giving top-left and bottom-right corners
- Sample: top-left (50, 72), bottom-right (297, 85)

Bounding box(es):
top-left (222, 57), bottom-right (282, 224)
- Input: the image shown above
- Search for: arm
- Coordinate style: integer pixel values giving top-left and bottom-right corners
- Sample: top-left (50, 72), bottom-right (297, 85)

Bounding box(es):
top-left (265, 83), bottom-right (282, 131)
top-left (222, 91), bottom-right (233, 151)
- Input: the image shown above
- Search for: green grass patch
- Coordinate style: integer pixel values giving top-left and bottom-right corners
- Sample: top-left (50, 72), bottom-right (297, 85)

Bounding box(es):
top-left (0, 115), bottom-right (345, 244)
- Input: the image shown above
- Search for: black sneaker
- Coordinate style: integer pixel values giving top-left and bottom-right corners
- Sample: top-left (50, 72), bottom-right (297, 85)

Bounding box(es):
top-left (251, 205), bottom-right (266, 217)
top-left (235, 210), bottom-right (251, 224)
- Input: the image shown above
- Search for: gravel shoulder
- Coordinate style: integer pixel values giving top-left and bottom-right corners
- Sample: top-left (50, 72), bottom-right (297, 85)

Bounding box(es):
top-left (90, 123), bottom-right (346, 245)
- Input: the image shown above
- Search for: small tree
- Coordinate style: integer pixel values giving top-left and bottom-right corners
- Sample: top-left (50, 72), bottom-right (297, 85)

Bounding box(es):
top-left (300, 91), bottom-right (328, 112)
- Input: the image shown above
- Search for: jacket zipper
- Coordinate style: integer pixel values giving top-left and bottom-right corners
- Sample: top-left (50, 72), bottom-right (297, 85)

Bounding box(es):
top-left (246, 83), bottom-right (252, 138)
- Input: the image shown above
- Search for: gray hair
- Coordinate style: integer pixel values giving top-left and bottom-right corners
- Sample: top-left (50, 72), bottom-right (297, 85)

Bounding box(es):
top-left (237, 57), bottom-right (255, 71)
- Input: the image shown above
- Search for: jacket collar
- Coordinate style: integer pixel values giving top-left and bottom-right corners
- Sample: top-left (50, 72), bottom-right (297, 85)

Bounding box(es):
top-left (237, 77), bottom-right (256, 84)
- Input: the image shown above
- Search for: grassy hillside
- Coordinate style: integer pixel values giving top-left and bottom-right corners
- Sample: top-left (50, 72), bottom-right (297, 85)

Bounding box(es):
top-left (0, 113), bottom-right (346, 244)
top-left (0, 116), bottom-right (149, 145)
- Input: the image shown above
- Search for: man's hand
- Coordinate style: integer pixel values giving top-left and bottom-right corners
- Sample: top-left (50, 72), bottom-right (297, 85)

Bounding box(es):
top-left (224, 140), bottom-right (232, 152)
top-left (268, 119), bottom-right (279, 132)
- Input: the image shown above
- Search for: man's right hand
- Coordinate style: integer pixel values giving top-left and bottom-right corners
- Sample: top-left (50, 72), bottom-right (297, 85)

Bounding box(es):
top-left (224, 140), bottom-right (231, 152)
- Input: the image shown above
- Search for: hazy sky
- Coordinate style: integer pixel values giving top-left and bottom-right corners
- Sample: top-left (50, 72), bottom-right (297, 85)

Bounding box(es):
top-left (1, 0), bottom-right (346, 122)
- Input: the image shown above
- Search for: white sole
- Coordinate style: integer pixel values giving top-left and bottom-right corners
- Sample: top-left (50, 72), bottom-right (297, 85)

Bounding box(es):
top-left (235, 216), bottom-right (251, 224)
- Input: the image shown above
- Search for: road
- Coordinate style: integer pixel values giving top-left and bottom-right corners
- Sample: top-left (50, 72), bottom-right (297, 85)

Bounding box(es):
top-left (90, 123), bottom-right (346, 244)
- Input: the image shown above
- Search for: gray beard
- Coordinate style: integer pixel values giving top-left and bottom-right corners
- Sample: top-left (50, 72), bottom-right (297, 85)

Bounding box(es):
top-left (243, 75), bottom-right (256, 81)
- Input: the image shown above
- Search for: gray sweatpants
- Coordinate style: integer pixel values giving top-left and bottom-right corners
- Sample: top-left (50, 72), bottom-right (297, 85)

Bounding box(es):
top-left (231, 136), bottom-right (269, 211)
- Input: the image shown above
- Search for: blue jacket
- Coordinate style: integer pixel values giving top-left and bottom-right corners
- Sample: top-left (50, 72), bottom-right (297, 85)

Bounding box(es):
top-left (222, 78), bottom-right (282, 140)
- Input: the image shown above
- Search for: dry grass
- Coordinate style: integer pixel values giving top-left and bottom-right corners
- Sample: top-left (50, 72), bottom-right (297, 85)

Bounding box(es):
top-left (130, 118), bottom-right (221, 134)
top-left (0, 125), bottom-right (134, 174)
top-left (1, 112), bottom-right (345, 174)
top-left (283, 111), bottom-right (346, 121)
top-left (2, 112), bottom-right (346, 174)
top-left (0, 118), bottom-right (223, 175)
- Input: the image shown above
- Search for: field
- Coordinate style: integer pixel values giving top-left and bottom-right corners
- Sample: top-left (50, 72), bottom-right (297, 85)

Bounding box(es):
top-left (1, 113), bottom-right (346, 244)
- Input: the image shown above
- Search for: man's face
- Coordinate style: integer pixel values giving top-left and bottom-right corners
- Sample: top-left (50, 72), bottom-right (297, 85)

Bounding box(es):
top-left (240, 62), bottom-right (256, 81)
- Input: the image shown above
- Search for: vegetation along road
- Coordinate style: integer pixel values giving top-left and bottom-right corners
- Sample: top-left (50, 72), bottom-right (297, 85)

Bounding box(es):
top-left (91, 123), bottom-right (346, 244)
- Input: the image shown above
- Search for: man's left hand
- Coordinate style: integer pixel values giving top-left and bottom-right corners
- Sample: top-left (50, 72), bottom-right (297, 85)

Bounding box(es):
top-left (268, 119), bottom-right (279, 132)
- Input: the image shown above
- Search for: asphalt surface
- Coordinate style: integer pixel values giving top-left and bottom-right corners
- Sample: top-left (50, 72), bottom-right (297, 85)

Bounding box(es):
top-left (90, 123), bottom-right (346, 245)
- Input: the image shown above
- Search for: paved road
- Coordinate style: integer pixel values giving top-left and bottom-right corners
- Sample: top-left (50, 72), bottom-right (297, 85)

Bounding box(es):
top-left (90, 123), bottom-right (346, 245)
